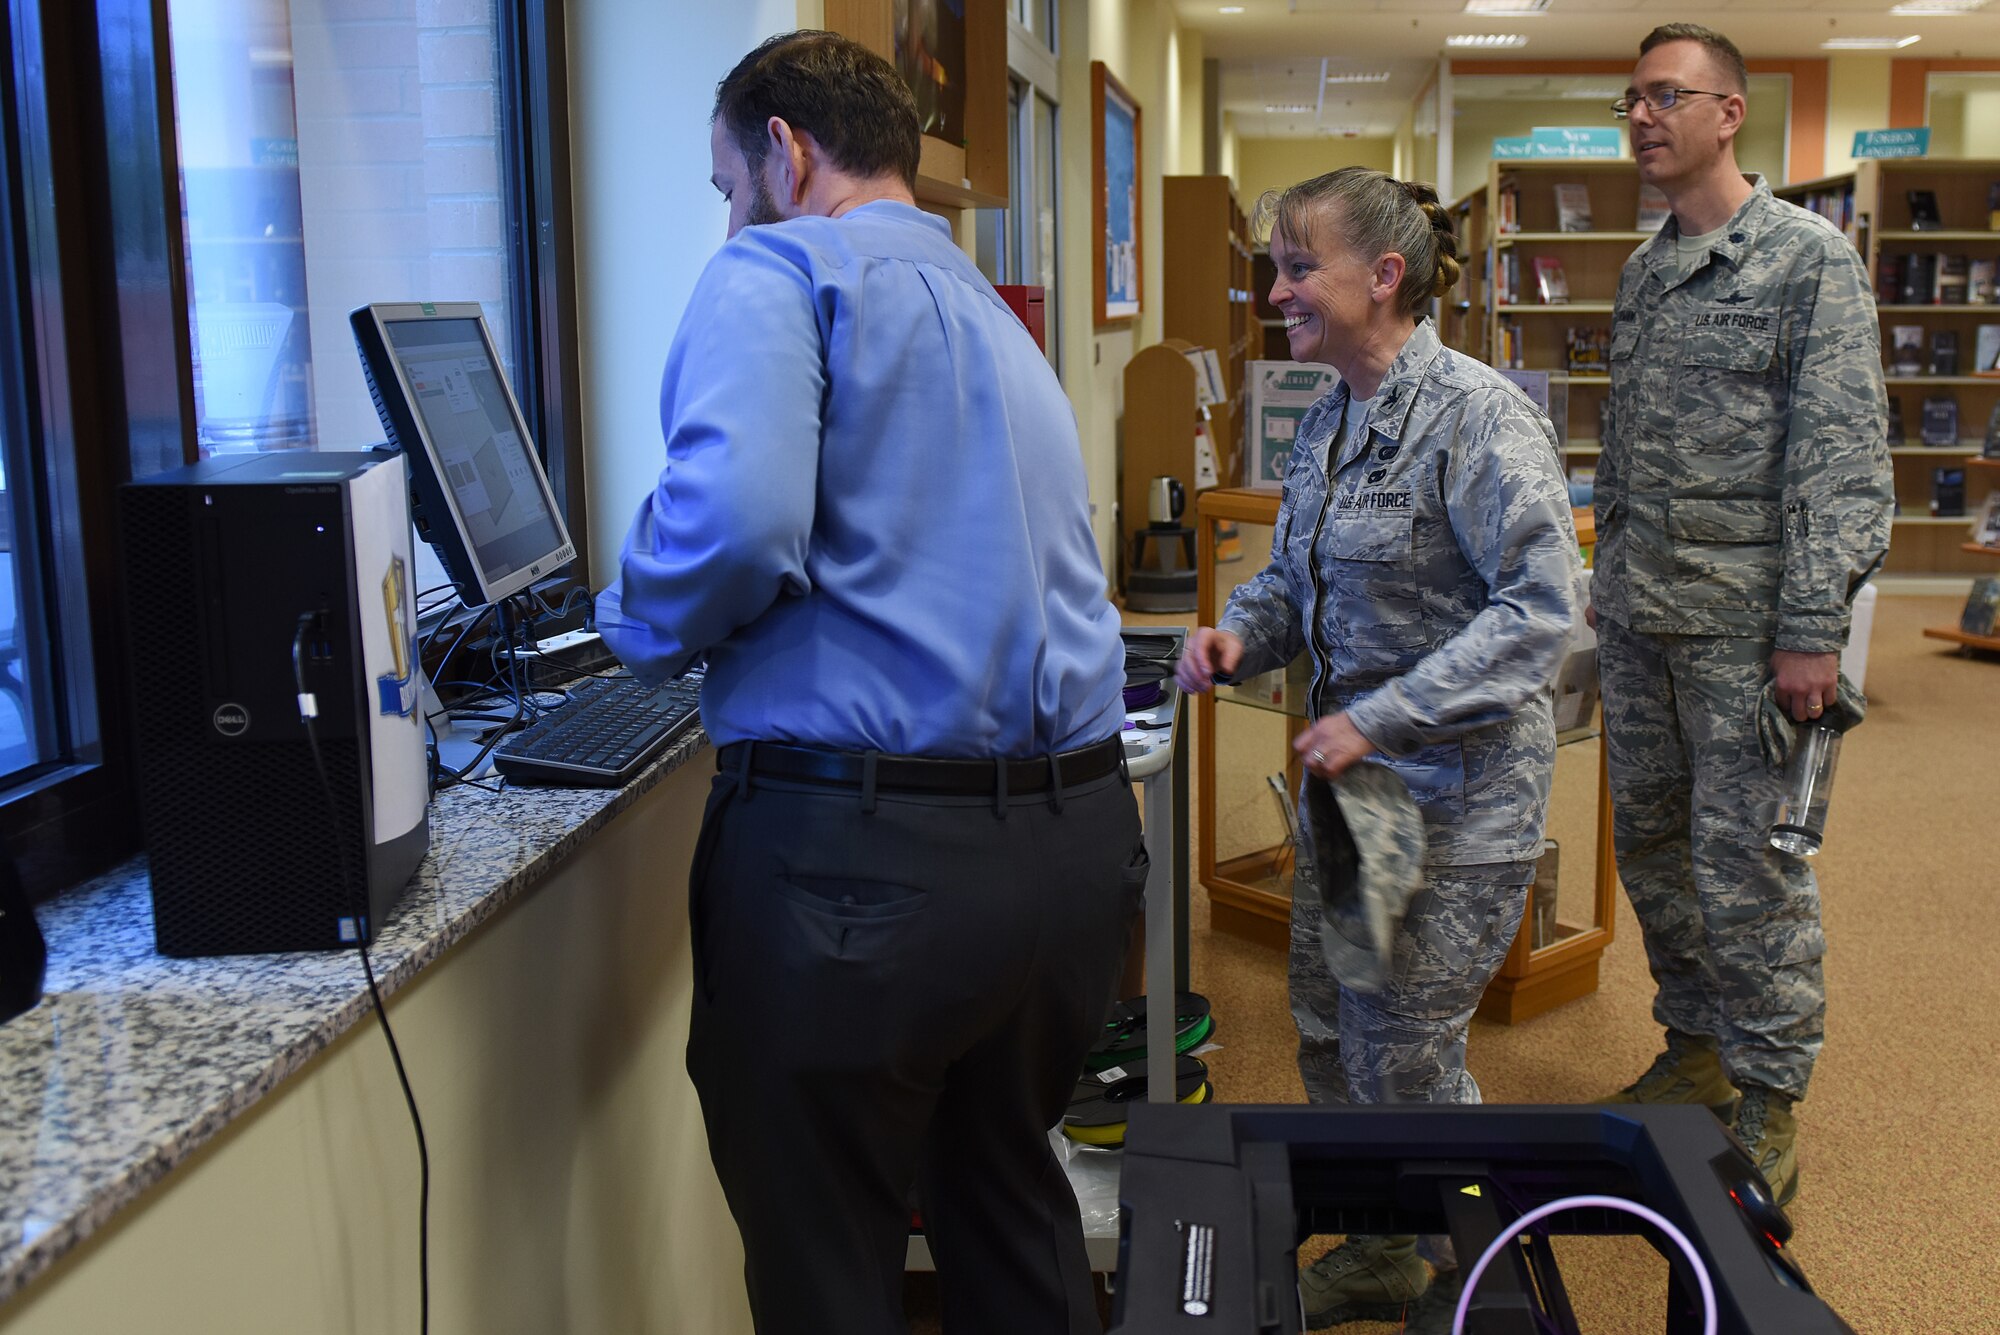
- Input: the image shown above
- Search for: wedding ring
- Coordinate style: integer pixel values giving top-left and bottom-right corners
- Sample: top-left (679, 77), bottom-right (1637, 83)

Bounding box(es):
top-left (1309, 749), bottom-right (1328, 766)
top-left (1808, 703), bottom-right (1824, 714)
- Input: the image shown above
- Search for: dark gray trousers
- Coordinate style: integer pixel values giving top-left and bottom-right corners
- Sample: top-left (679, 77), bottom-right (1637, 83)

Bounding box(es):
top-left (685, 751), bottom-right (1146, 1335)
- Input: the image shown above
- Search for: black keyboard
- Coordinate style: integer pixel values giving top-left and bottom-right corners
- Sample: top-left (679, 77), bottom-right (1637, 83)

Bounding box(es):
top-left (493, 674), bottom-right (702, 787)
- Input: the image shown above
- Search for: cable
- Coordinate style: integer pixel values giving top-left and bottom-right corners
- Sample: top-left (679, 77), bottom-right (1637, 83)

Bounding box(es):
top-left (1451, 1193), bottom-right (1717, 1335)
top-left (292, 614), bottom-right (431, 1335)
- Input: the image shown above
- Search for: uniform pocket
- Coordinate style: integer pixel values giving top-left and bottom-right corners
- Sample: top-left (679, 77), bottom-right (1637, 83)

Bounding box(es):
top-left (1322, 511), bottom-right (1425, 648)
top-left (1678, 322), bottom-right (1782, 449)
top-left (1398, 738), bottom-right (1467, 826)
top-left (1668, 497), bottom-right (1783, 609)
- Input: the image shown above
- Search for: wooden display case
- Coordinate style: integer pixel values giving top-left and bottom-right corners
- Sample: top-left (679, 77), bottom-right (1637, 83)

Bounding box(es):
top-left (1776, 160), bottom-right (2000, 582)
top-left (1194, 487), bottom-right (1618, 1022)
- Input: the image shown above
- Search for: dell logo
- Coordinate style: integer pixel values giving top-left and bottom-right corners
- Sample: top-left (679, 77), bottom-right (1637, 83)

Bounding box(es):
top-left (212, 704), bottom-right (251, 736)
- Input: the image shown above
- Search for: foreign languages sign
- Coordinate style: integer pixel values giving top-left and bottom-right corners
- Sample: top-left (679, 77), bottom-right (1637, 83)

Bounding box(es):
top-left (1852, 128), bottom-right (1930, 159)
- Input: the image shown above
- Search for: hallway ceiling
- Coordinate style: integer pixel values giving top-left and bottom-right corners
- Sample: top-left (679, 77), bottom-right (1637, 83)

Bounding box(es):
top-left (1181, 0), bottom-right (2000, 138)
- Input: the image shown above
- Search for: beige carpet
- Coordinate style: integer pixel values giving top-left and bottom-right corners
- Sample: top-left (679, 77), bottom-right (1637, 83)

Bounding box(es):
top-left (911, 592), bottom-right (1998, 1333)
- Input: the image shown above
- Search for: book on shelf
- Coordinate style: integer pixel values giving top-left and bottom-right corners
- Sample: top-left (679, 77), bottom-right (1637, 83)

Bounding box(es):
top-left (1497, 250), bottom-right (1520, 304)
top-left (1876, 252), bottom-right (1902, 302)
top-left (1565, 326), bottom-right (1609, 374)
top-left (1990, 182), bottom-right (2000, 231)
top-left (1922, 394), bottom-right (1959, 447)
top-left (1890, 324), bottom-right (1925, 376)
top-left (1977, 324), bottom-right (2000, 376)
top-left (1932, 465), bottom-right (1966, 517)
top-left (1971, 259), bottom-right (1998, 305)
top-left (1961, 576), bottom-right (2000, 637)
top-left (1931, 329), bottom-right (1960, 377)
top-left (1555, 183), bottom-right (1593, 233)
top-left (1533, 256), bottom-right (1570, 304)
top-left (1973, 493), bottom-right (2000, 550)
top-left (1907, 189), bottom-right (1943, 232)
top-left (1498, 180), bottom-right (1521, 235)
top-left (1900, 253), bottom-right (1937, 304)
top-left (1938, 254), bottom-right (1970, 305)
top-left (1988, 402), bottom-right (2000, 458)
top-left (1887, 395), bottom-right (1904, 446)
top-left (1636, 184), bottom-right (1670, 232)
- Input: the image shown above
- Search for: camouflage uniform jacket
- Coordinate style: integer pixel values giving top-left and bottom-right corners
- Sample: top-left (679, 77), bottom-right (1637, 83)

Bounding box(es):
top-left (1217, 321), bottom-right (1581, 867)
top-left (1593, 176), bottom-right (1893, 650)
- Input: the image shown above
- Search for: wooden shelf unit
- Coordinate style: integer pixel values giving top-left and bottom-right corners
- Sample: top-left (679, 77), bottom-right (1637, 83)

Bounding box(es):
top-left (1163, 176), bottom-right (1253, 481)
top-left (1482, 161), bottom-right (1653, 510)
top-left (1439, 186), bottom-right (1490, 365)
top-left (1782, 160), bottom-right (2000, 579)
top-left (1193, 487), bottom-right (1618, 1022)
top-left (826, 0), bottom-right (1008, 210)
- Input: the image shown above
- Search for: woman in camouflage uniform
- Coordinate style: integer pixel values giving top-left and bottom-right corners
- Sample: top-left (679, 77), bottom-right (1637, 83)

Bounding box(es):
top-left (1176, 167), bottom-right (1580, 1329)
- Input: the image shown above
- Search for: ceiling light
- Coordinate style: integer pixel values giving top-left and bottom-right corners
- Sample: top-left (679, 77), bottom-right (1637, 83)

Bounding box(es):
top-left (1819, 34), bottom-right (1922, 48)
top-left (1447, 33), bottom-right (1530, 47)
top-left (1264, 103), bottom-right (1314, 113)
top-left (1218, 4), bottom-right (1245, 11)
top-left (1464, 0), bottom-right (1550, 12)
top-left (1321, 126), bottom-right (1370, 137)
top-left (1889, 0), bottom-right (1985, 12)
top-left (1324, 70), bottom-right (1394, 84)
top-left (1560, 87), bottom-right (1625, 99)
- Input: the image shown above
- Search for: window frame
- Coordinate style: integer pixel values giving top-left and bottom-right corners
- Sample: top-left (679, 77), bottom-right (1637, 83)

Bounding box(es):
top-left (0, 0), bottom-right (585, 902)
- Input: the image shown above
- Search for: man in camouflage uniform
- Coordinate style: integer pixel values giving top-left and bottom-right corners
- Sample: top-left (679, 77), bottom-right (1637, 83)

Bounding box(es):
top-left (1593, 24), bottom-right (1893, 1208)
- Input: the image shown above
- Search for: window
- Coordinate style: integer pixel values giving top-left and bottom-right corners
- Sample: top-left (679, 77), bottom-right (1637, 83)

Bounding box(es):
top-left (0, 0), bottom-right (578, 897)
top-left (1001, 14), bottom-right (1063, 377)
top-left (164, 0), bottom-right (557, 594)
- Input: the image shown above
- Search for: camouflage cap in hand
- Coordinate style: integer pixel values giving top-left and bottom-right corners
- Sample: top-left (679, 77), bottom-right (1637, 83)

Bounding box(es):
top-left (1300, 761), bottom-right (1426, 993)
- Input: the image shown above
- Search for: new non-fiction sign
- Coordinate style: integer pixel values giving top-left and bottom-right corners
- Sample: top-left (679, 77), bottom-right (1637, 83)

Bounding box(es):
top-left (1852, 128), bottom-right (1930, 159)
top-left (1493, 127), bottom-right (1624, 160)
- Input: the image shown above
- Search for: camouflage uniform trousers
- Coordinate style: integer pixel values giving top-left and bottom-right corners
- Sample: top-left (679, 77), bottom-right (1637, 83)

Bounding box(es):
top-left (1289, 853), bottom-right (1533, 1107)
top-left (1596, 615), bottom-right (1824, 1101)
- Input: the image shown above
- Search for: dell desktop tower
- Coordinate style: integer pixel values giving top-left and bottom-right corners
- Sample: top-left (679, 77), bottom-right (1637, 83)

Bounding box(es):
top-left (119, 452), bottom-right (430, 956)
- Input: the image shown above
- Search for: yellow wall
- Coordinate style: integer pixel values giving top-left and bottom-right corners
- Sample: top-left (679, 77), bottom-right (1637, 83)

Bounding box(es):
top-left (1, 766), bottom-right (750, 1335)
top-left (1233, 136), bottom-right (1397, 214)
top-left (1072, 0), bottom-right (1206, 569)
top-left (1824, 55), bottom-right (1893, 177)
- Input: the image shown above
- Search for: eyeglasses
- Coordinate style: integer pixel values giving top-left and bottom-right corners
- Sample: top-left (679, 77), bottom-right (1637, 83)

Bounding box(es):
top-left (1610, 88), bottom-right (1730, 118)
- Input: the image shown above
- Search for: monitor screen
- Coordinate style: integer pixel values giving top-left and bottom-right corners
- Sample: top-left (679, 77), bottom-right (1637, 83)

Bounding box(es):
top-left (351, 303), bottom-right (574, 607)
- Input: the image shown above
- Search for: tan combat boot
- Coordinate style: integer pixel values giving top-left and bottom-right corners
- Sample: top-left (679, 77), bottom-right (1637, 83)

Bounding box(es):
top-left (1731, 1083), bottom-right (1800, 1207)
top-left (1601, 1029), bottom-right (1739, 1119)
top-left (1298, 1234), bottom-right (1429, 1329)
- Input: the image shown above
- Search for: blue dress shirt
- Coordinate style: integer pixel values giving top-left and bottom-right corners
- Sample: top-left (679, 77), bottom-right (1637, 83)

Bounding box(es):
top-left (597, 201), bottom-right (1124, 758)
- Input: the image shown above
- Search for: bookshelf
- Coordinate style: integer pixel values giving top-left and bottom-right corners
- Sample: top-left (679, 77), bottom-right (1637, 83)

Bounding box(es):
top-left (1438, 186), bottom-right (1490, 365)
top-left (1484, 160), bottom-right (1656, 507)
top-left (1163, 176), bottom-right (1253, 483)
top-left (1778, 160), bottom-right (2000, 579)
top-left (1923, 455), bottom-right (2000, 653)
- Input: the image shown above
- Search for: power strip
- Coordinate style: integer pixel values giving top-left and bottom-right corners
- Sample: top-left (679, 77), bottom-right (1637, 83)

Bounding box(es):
top-left (528, 629), bottom-right (602, 657)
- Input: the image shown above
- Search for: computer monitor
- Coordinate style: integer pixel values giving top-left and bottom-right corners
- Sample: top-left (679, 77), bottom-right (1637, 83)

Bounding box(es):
top-left (350, 302), bottom-right (576, 607)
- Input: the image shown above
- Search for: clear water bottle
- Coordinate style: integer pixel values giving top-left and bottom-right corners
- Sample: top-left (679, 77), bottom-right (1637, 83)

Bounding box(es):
top-left (1768, 723), bottom-right (1842, 858)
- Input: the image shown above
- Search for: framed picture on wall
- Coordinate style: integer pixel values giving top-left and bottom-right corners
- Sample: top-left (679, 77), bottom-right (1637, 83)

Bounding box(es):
top-left (1092, 62), bottom-right (1141, 327)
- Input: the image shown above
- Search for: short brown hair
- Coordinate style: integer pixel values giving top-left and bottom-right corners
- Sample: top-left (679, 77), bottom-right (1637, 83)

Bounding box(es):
top-left (1639, 23), bottom-right (1748, 97)
top-left (713, 31), bottom-right (922, 190)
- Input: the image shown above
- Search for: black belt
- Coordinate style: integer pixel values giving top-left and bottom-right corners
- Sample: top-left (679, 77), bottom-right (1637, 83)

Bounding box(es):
top-left (715, 737), bottom-right (1124, 796)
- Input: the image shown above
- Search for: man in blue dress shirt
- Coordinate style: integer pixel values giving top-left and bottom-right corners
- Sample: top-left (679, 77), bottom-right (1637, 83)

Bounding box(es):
top-left (597, 31), bottom-right (1143, 1335)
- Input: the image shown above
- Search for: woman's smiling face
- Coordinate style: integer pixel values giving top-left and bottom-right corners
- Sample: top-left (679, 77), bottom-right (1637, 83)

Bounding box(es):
top-left (1267, 211), bottom-right (1380, 369)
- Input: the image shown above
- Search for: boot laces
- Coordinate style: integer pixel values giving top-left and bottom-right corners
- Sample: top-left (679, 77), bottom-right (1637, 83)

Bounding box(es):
top-left (1314, 1235), bottom-right (1380, 1277)
top-left (1736, 1087), bottom-right (1770, 1148)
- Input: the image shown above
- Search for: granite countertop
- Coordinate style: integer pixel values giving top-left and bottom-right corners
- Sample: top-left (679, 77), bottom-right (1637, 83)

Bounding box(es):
top-left (0, 728), bottom-right (709, 1305)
